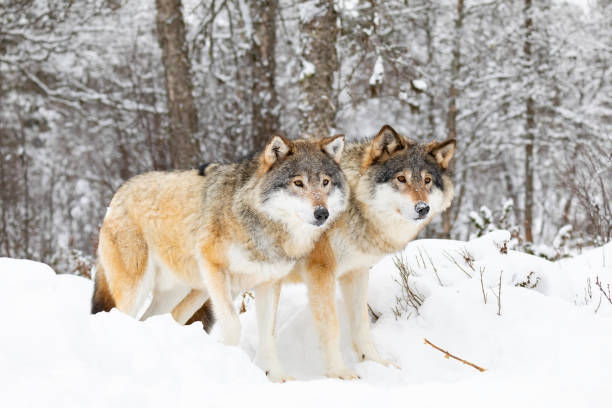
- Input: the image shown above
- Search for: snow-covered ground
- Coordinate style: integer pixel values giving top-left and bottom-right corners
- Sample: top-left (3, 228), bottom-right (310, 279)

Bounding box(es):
top-left (1, 231), bottom-right (611, 407)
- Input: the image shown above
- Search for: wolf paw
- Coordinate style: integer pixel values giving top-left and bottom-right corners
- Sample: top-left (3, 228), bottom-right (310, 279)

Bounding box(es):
top-left (358, 351), bottom-right (400, 369)
top-left (265, 370), bottom-right (295, 383)
top-left (375, 358), bottom-right (401, 369)
top-left (326, 367), bottom-right (360, 380)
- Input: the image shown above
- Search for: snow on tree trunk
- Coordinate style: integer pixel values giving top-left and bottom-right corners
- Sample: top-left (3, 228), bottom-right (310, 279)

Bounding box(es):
top-left (298, 0), bottom-right (339, 138)
top-left (249, 0), bottom-right (281, 151)
top-left (156, 0), bottom-right (200, 169)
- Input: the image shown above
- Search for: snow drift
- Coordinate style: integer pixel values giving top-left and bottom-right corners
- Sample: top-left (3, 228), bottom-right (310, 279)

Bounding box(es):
top-left (1, 231), bottom-right (611, 407)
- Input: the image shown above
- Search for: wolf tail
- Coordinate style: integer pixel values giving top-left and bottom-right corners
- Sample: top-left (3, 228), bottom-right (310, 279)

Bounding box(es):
top-left (91, 262), bottom-right (116, 314)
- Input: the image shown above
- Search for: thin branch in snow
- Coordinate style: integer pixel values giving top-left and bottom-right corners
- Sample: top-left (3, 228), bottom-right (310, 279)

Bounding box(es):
top-left (424, 338), bottom-right (486, 372)
top-left (595, 276), bottom-right (612, 305)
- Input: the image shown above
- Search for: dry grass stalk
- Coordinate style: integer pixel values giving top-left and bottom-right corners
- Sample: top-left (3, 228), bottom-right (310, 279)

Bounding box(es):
top-left (442, 250), bottom-right (472, 278)
top-left (479, 266), bottom-right (487, 304)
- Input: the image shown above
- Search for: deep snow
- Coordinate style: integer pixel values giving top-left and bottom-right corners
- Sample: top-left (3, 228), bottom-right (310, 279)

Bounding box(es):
top-left (1, 231), bottom-right (611, 407)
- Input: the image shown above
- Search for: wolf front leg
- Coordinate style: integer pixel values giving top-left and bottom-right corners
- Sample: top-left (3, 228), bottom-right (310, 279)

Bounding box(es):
top-left (197, 253), bottom-right (241, 345)
top-left (303, 237), bottom-right (359, 380)
top-left (253, 280), bottom-right (293, 382)
top-left (339, 269), bottom-right (399, 369)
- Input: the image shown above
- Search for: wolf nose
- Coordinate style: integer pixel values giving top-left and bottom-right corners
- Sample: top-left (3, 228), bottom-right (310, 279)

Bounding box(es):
top-left (313, 206), bottom-right (329, 225)
top-left (415, 201), bottom-right (429, 218)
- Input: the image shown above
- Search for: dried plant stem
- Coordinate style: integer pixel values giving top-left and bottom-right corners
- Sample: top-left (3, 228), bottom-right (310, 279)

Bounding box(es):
top-left (595, 276), bottom-right (612, 304)
top-left (442, 250), bottom-right (472, 278)
top-left (424, 338), bottom-right (486, 372)
top-left (423, 247), bottom-right (444, 286)
top-left (479, 267), bottom-right (487, 304)
top-left (418, 246), bottom-right (443, 286)
top-left (497, 271), bottom-right (503, 316)
top-left (368, 303), bottom-right (380, 322)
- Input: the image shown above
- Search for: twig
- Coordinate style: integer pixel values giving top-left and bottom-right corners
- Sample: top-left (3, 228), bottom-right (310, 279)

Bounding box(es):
top-left (424, 338), bottom-right (486, 372)
top-left (442, 250), bottom-right (472, 278)
top-left (458, 247), bottom-right (476, 271)
top-left (420, 246), bottom-right (444, 286)
top-left (595, 276), bottom-right (612, 304)
top-left (239, 291), bottom-right (254, 314)
top-left (368, 303), bottom-right (380, 322)
top-left (479, 266), bottom-right (487, 304)
top-left (497, 271), bottom-right (503, 316)
top-left (595, 294), bottom-right (603, 314)
top-left (417, 246), bottom-right (428, 271)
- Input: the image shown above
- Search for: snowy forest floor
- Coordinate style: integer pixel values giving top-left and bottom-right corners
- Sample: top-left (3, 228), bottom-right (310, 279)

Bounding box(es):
top-left (1, 231), bottom-right (611, 407)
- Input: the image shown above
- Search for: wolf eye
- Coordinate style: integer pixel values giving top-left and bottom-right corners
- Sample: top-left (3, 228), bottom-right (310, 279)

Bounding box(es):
top-left (424, 176), bottom-right (432, 184)
top-left (322, 179), bottom-right (329, 187)
top-left (294, 180), bottom-right (304, 188)
top-left (397, 175), bottom-right (406, 183)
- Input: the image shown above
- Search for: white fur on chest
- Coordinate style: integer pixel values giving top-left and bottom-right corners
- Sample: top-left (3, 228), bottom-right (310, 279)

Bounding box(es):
top-left (330, 232), bottom-right (383, 277)
top-left (227, 244), bottom-right (296, 290)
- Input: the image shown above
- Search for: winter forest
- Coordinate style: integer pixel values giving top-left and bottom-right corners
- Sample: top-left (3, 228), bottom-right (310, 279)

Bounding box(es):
top-left (0, 0), bottom-right (610, 275)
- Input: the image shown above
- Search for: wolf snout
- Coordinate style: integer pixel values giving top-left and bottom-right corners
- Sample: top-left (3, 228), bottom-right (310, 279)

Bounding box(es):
top-left (415, 201), bottom-right (430, 218)
top-left (313, 206), bottom-right (330, 226)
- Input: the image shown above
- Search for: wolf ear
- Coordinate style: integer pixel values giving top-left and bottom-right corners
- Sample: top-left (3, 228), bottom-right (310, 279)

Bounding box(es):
top-left (264, 135), bottom-right (292, 166)
top-left (321, 134), bottom-right (345, 164)
top-left (370, 125), bottom-right (405, 162)
top-left (427, 139), bottom-right (456, 169)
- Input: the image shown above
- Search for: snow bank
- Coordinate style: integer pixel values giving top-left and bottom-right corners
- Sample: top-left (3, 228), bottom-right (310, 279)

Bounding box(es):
top-left (1, 232), bottom-right (611, 407)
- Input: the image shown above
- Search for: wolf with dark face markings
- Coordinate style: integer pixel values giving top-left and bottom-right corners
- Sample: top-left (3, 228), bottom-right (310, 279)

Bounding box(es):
top-left (91, 134), bottom-right (348, 382)
top-left (289, 125), bottom-right (456, 379)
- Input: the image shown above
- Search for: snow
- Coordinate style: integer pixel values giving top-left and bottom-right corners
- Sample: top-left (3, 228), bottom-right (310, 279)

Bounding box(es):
top-left (298, 0), bottom-right (326, 24)
top-left (299, 58), bottom-right (316, 81)
top-left (1, 232), bottom-right (611, 407)
top-left (411, 78), bottom-right (427, 91)
top-left (369, 55), bottom-right (384, 86)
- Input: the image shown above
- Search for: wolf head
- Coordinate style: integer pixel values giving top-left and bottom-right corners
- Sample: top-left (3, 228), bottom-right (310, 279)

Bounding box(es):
top-left (358, 125), bottom-right (455, 226)
top-left (257, 135), bottom-right (349, 229)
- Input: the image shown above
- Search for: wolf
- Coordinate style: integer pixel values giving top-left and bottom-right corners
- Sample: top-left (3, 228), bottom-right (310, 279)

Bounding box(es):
top-left (91, 134), bottom-right (349, 382)
top-left (291, 125), bottom-right (456, 378)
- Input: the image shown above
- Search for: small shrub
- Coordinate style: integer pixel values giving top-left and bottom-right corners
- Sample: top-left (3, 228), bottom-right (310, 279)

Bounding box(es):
top-left (392, 255), bottom-right (424, 319)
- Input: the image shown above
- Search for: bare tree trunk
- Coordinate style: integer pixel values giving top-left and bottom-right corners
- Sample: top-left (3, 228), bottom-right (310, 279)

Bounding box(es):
top-left (156, 0), bottom-right (200, 168)
top-left (0, 149), bottom-right (10, 257)
top-left (441, 0), bottom-right (464, 238)
top-left (298, 0), bottom-right (339, 137)
top-left (523, 0), bottom-right (535, 242)
top-left (501, 161), bottom-right (521, 223)
top-left (249, 0), bottom-right (280, 151)
top-left (425, 3), bottom-right (437, 139)
top-left (18, 123), bottom-right (30, 258)
top-left (446, 0), bottom-right (463, 142)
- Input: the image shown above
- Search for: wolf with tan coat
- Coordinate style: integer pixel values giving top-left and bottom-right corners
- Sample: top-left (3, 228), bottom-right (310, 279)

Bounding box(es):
top-left (191, 125), bottom-right (456, 379)
top-left (292, 125), bottom-right (456, 378)
top-left (91, 135), bottom-right (349, 382)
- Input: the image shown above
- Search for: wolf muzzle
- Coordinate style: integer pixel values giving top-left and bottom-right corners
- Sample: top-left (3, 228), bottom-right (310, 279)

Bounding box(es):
top-left (415, 201), bottom-right (430, 219)
top-left (313, 206), bottom-right (330, 226)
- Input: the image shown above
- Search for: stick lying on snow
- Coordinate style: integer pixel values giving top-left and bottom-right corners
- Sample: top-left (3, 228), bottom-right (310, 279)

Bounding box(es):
top-left (424, 338), bottom-right (486, 372)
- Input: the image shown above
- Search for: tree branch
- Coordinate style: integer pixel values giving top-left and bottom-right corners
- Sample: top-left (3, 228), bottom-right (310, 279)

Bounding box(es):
top-left (424, 338), bottom-right (486, 372)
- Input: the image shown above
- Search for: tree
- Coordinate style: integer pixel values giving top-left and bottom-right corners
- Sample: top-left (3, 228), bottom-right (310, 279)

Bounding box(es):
top-left (249, 0), bottom-right (281, 150)
top-left (523, 0), bottom-right (535, 243)
top-left (156, 0), bottom-right (200, 168)
top-left (298, 0), bottom-right (339, 137)
top-left (441, 0), bottom-right (464, 238)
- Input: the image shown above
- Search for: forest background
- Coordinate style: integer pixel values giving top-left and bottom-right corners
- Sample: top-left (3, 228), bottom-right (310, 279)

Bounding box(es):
top-left (0, 0), bottom-right (610, 275)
